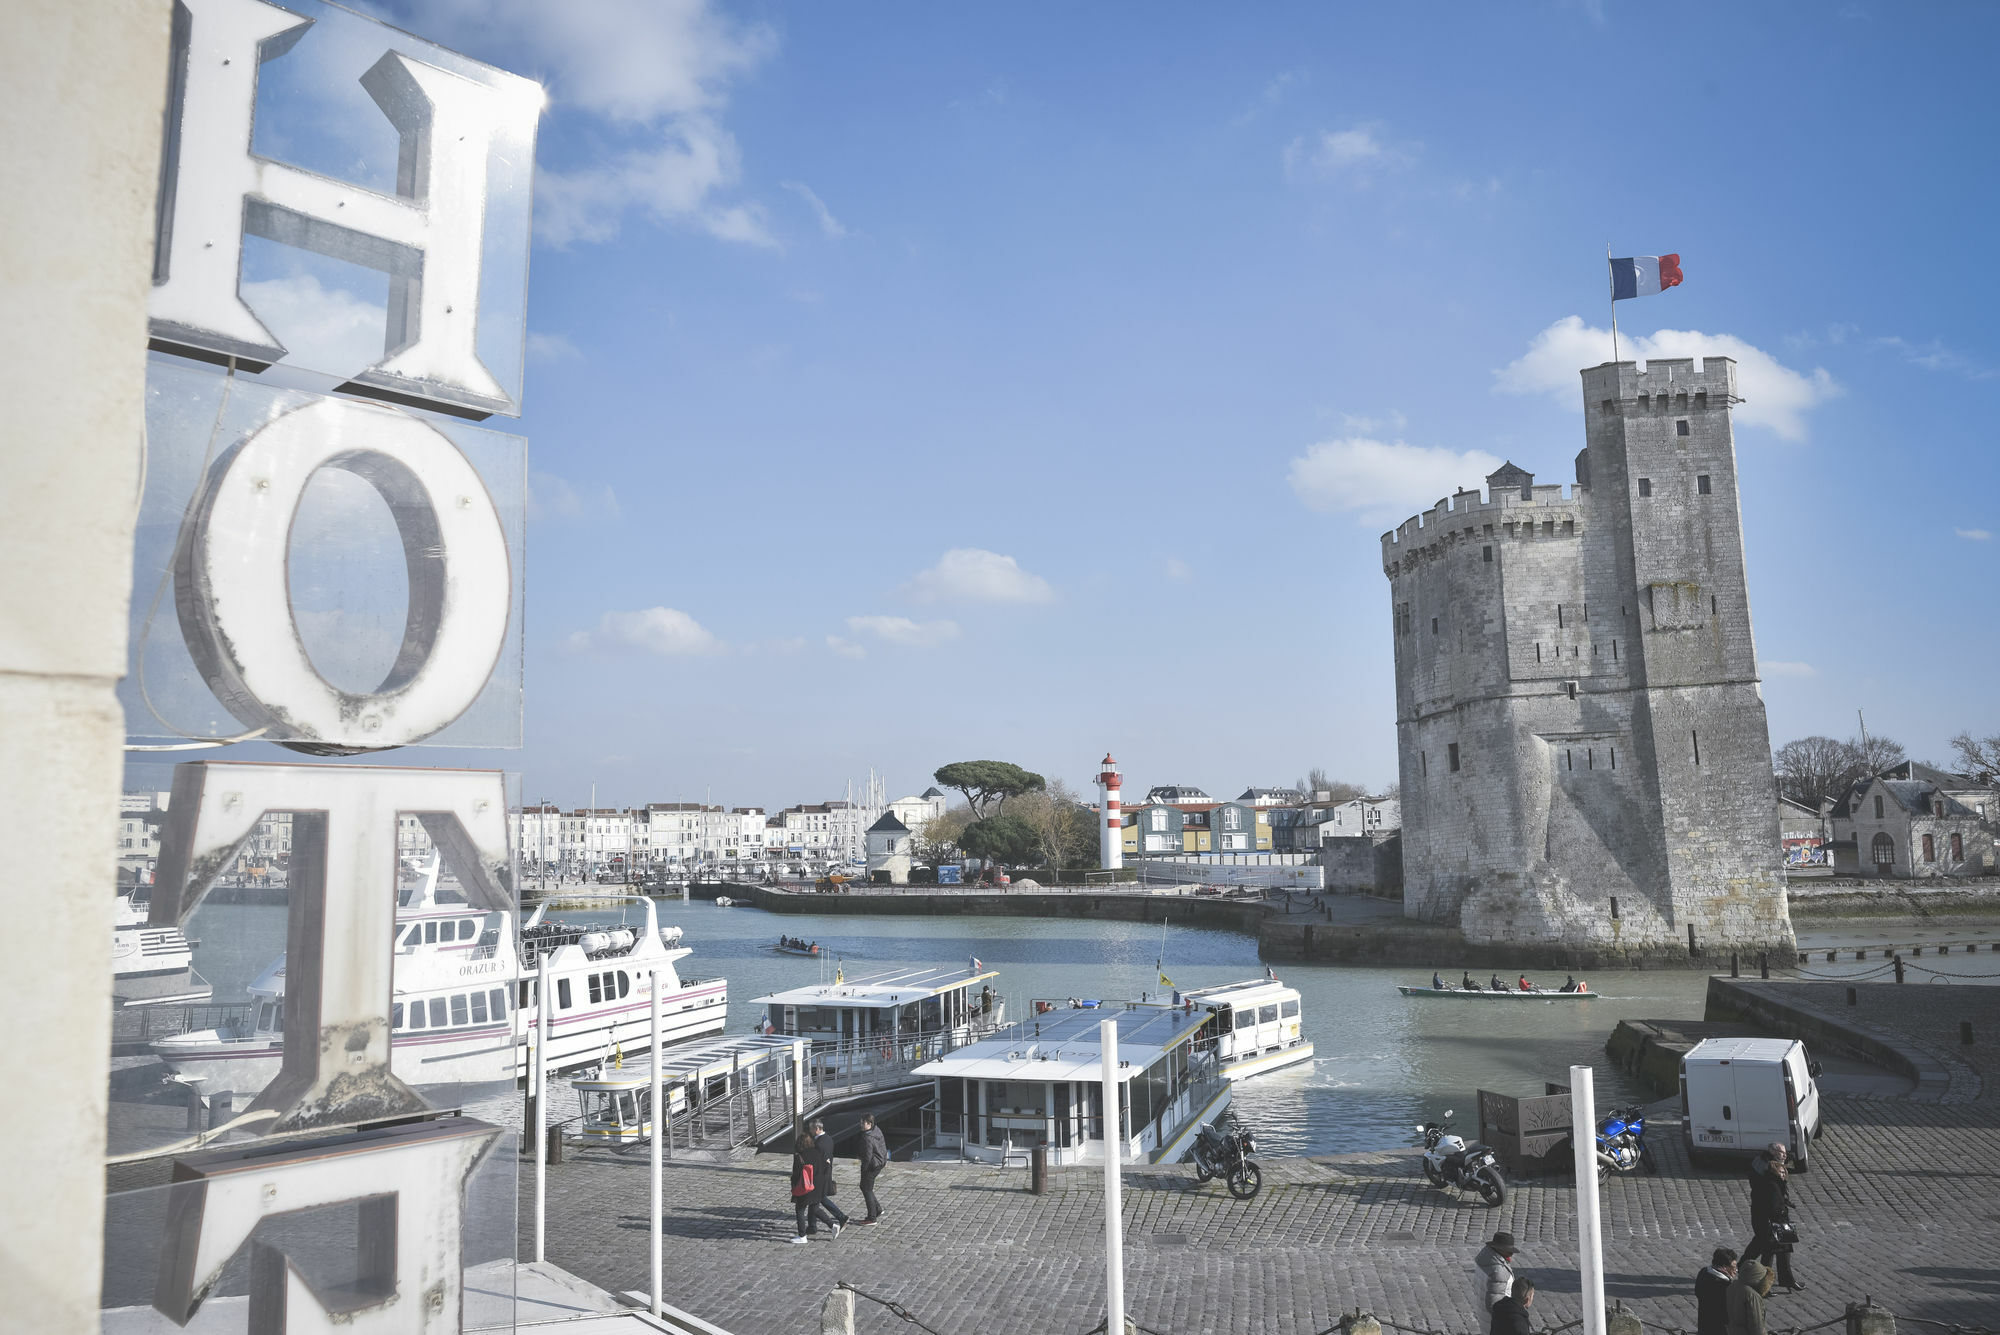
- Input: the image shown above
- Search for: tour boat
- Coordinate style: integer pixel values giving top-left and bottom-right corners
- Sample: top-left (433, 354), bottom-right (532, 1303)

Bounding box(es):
top-left (1175, 978), bottom-right (1314, 1080)
top-left (152, 862), bottom-right (726, 1096)
top-left (111, 895), bottom-right (209, 1007)
top-left (568, 1034), bottom-right (809, 1146)
top-left (1397, 983), bottom-right (1598, 999)
top-left (913, 1000), bottom-right (1231, 1166)
top-left (774, 938), bottom-right (821, 956)
top-left (752, 963), bottom-right (1007, 1074)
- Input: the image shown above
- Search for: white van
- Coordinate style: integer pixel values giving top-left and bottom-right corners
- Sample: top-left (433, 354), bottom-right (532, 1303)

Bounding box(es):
top-left (1680, 1037), bottom-right (1825, 1171)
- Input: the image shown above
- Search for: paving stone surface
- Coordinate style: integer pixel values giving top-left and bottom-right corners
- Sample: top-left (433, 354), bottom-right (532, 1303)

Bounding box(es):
top-left (528, 985), bottom-right (2000, 1335)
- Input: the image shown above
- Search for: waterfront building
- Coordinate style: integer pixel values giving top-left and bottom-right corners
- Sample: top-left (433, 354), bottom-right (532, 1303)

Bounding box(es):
top-left (889, 786), bottom-right (949, 831)
top-left (1381, 357), bottom-right (1794, 954)
top-left (865, 811), bottom-right (914, 883)
top-left (116, 791), bottom-right (170, 882)
top-left (1827, 773), bottom-right (1999, 878)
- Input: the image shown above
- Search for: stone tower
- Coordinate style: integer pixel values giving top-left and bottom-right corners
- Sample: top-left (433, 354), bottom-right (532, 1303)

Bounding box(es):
top-left (1380, 357), bottom-right (1794, 958)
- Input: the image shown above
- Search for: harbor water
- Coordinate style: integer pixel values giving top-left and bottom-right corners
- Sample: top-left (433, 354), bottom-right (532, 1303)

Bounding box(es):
top-left (182, 895), bottom-right (1732, 1155)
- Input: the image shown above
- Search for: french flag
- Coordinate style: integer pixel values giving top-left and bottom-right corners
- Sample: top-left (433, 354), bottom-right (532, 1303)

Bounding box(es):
top-left (1610, 254), bottom-right (1683, 301)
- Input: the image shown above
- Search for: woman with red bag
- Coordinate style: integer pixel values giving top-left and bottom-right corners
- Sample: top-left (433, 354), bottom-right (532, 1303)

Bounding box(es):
top-left (789, 1123), bottom-right (843, 1243)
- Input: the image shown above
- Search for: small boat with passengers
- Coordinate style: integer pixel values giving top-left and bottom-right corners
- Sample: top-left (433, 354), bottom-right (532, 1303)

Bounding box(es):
top-left (774, 936), bottom-right (821, 957)
top-left (1399, 973), bottom-right (1596, 999)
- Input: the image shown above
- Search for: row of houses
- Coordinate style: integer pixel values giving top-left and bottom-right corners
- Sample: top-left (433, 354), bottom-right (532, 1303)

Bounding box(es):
top-left (1780, 761), bottom-right (2000, 879)
top-left (1116, 784), bottom-right (1401, 859)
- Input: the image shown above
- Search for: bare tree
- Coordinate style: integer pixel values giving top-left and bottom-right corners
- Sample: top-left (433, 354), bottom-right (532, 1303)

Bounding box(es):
top-left (1776, 732), bottom-right (1908, 809)
top-left (1949, 731), bottom-right (2000, 784)
top-left (1293, 767), bottom-right (1366, 803)
top-left (915, 807), bottom-right (973, 865)
top-left (1007, 780), bottom-right (1098, 870)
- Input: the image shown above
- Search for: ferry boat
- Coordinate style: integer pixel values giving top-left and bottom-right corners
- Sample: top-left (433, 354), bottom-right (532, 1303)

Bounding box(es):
top-left (111, 895), bottom-right (209, 1007)
top-left (152, 866), bottom-right (726, 1097)
top-left (912, 1000), bottom-right (1230, 1166)
top-left (752, 963), bottom-right (1006, 1072)
top-left (1176, 978), bottom-right (1314, 1080)
top-left (569, 1034), bottom-right (810, 1146)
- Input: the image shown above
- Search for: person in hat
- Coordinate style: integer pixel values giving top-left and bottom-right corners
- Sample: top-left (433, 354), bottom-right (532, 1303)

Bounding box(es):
top-left (1474, 1231), bottom-right (1518, 1314)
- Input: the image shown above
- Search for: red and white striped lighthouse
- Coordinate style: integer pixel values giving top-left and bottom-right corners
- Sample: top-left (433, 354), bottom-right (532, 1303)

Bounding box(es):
top-left (1095, 753), bottom-right (1123, 870)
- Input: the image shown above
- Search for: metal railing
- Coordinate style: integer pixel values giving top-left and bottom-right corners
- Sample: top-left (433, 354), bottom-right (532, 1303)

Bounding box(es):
top-left (110, 998), bottom-right (255, 1048)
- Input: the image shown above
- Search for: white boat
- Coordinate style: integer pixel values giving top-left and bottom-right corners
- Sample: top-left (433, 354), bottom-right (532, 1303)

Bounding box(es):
top-left (912, 1000), bottom-right (1230, 1166)
top-left (1176, 977), bottom-right (1315, 1080)
top-left (152, 862), bottom-right (726, 1097)
top-left (751, 963), bottom-right (1006, 1074)
top-left (1398, 983), bottom-right (1598, 999)
top-left (111, 895), bottom-right (210, 1007)
top-left (569, 1034), bottom-right (809, 1146)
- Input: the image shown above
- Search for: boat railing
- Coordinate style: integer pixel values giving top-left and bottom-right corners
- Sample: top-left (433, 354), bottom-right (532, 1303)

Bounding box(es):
top-left (110, 997), bottom-right (256, 1052)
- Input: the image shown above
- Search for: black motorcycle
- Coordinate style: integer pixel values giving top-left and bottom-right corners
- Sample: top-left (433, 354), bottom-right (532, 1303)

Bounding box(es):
top-left (1417, 1110), bottom-right (1508, 1207)
top-left (1186, 1114), bottom-right (1262, 1199)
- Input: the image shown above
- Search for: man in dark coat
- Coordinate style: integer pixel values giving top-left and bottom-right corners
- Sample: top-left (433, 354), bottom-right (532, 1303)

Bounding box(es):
top-left (1696, 1247), bottom-right (1737, 1335)
top-left (789, 1127), bottom-right (841, 1242)
top-left (807, 1119), bottom-right (851, 1231)
top-left (1741, 1142), bottom-right (1800, 1291)
top-left (857, 1113), bottom-right (890, 1223)
top-left (1488, 1277), bottom-right (1534, 1335)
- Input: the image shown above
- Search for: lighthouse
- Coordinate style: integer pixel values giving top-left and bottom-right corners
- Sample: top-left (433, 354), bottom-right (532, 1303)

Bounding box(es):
top-left (1095, 753), bottom-right (1123, 870)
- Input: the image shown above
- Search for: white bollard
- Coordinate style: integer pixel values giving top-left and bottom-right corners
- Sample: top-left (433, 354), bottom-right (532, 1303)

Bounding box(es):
top-left (650, 967), bottom-right (663, 1317)
top-left (536, 955), bottom-right (550, 1264)
top-left (1569, 1064), bottom-right (1606, 1335)
top-left (1100, 1017), bottom-right (1125, 1335)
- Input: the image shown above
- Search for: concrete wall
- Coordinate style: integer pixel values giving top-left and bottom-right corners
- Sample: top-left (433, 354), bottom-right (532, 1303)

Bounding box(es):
top-left (1382, 359), bottom-right (1793, 956)
top-left (0, 2), bottom-right (170, 1325)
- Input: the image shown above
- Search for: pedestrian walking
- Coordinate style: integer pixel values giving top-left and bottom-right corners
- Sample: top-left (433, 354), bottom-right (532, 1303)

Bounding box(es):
top-left (807, 1119), bottom-right (851, 1230)
top-left (857, 1113), bottom-right (890, 1223)
top-left (1473, 1231), bottom-right (1518, 1314)
top-left (788, 1125), bottom-right (841, 1243)
top-left (1726, 1256), bottom-right (1774, 1335)
top-left (1740, 1141), bottom-right (1801, 1292)
top-left (1695, 1247), bottom-right (1737, 1335)
top-left (1488, 1278), bottom-right (1534, 1335)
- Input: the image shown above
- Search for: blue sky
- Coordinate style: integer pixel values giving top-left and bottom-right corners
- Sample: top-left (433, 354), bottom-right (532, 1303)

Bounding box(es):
top-left (285, 1), bottom-right (1997, 810)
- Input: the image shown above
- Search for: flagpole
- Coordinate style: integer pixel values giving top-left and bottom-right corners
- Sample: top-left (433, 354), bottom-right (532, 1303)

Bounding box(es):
top-left (1607, 242), bottom-right (1620, 362)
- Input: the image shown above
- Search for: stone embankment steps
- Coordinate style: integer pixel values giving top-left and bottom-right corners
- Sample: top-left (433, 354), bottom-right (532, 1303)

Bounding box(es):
top-left (1705, 977), bottom-right (1995, 1104)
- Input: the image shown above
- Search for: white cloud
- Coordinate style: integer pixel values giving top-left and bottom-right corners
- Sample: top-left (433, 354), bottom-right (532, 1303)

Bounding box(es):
top-left (1164, 557), bottom-right (1193, 581)
top-left (528, 472), bottom-right (620, 523)
top-left (241, 274), bottom-right (386, 375)
top-left (1283, 124), bottom-right (1412, 182)
top-left (902, 549), bottom-right (1054, 605)
top-left (567, 607), bottom-right (721, 657)
top-left (1287, 438), bottom-right (1503, 522)
top-left (527, 331), bottom-right (582, 363)
top-left (1339, 409), bottom-right (1409, 434)
top-left (825, 635), bottom-right (867, 660)
top-left (419, 0), bottom-right (776, 249)
top-left (845, 615), bottom-right (961, 648)
top-left (1495, 316), bottom-right (1841, 442)
top-left (1760, 661), bottom-right (1819, 678)
top-left (781, 181), bottom-right (848, 238)
top-left (1956, 528), bottom-right (1992, 541)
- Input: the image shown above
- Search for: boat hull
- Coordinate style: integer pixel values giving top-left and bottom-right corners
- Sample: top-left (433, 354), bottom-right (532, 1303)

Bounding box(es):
top-left (1397, 986), bottom-right (1599, 999)
top-left (1218, 1041), bottom-right (1315, 1081)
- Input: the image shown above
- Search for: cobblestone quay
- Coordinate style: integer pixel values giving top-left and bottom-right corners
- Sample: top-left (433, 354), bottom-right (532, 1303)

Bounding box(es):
top-left (532, 983), bottom-right (2000, 1335)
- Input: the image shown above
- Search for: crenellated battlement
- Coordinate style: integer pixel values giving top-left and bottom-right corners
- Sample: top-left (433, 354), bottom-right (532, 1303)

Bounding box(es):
top-left (1380, 480), bottom-right (1585, 568)
top-left (1579, 356), bottom-right (1738, 407)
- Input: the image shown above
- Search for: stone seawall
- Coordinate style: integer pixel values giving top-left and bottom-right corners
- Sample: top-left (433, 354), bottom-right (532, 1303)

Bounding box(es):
top-left (734, 883), bottom-right (1273, 932)
top-left (1257, 918), bottom-right (1730, 969)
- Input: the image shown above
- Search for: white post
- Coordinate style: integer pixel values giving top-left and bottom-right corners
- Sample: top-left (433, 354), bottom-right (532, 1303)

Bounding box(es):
top-left (535, 955), bottom-right (550, 1263)
top-left (649, 968), bottom-right (664, 1316)
top-left (1570, 1064), bottom-right (1607, 1335)
top-left (1099, 1017), bottom-right (1125, 1335)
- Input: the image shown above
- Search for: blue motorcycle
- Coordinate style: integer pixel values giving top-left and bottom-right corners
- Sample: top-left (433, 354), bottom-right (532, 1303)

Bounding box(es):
top-left (1591, 1104), bottom-right (1657, 1178)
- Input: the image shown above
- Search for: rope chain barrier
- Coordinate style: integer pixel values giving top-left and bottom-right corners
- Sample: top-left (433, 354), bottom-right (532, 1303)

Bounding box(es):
top-left (837, 1281), bottom-right (947, 1335)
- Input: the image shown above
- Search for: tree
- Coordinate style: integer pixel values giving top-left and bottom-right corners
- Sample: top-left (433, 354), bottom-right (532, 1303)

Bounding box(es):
top-left (933, 761), bottom-right (1046, 820)
top-left (957, 811), bottom-right (1038, 869)
top-left (1294, 768), bottom-right (1366, 803)
top-left (1776, 732), bottom-right (1909, 809)
top-left (1009, 779), bottom-right (1099, 870)
top-left (1949, 731), bottom-right (2000, 784)
top-left (915, 806), bottom-right (973, 864)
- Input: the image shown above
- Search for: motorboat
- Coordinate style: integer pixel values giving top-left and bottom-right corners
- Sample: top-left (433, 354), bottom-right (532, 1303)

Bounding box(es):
top-left (153, 860), bottom-right (726, 1097)
top-left (774, 937), bottom-right (821, 956)
top-left (1175, 978), bottom-right (1314, 1080)
top-left (111, 894), bottom-right (209, 1007)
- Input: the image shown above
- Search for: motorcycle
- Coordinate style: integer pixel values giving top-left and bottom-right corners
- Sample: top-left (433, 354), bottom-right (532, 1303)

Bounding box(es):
top-left (1589, 1104), bottom-right (1656, 1178)
top-left (1417, 1110), bottom-right (1508, 1207)
top-left (1185, 1113), bottom-right (1262, 1199)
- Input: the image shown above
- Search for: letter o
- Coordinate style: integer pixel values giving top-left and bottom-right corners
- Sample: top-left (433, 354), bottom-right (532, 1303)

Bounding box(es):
top-left (175, 397), bottom-right (511, 752)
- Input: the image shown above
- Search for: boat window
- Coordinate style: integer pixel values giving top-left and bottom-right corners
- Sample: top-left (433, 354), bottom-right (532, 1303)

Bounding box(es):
top-left (256, 1001), bottom-right (273, 1031)
top-left (401, 924), bottom-right (423, 948)
top-left (470, 991), bottom-right (489, 1024)
top-left (1281, 1000), bottom-right (1300, 1018)
top-left (1258, 1005), bottom-right (1279, 1024)
top-left (490, 987), bottom-right (508, 1018)
top-left (458, 920), bottom-right (477, 941)
top-left (618, 971), bottom-right (631, 999)
top-left (429, 997), bottom-right (447, 1027)
top-left (1235, 1010), bottom-right (1256, 1030)
top-left (409, 1000), bottom-right (426, 1030)
top-left (451, 994), bottom-right (470, 1027)
top-left (558, 979), bottom-right (573, 1010)
top-left (393, 1003), bottom-right (404, 1029)
top-left (588, 975), bottom-right (603, 1004)
top-left (519, 979), bottom-right (535, 1010)
top-left (424, 921), bottom-right (438, 944)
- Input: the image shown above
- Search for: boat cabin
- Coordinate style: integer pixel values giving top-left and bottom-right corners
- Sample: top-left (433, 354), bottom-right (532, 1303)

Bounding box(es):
top-left (912, 1002), bottom-right (1231, 1166)
top-left (1177, 978), bottom-right (1312, 1080)
top-left (752, 964), bottom-right (1004, 1067)
top-left (570, 1034), bottom-right (808, 1145)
